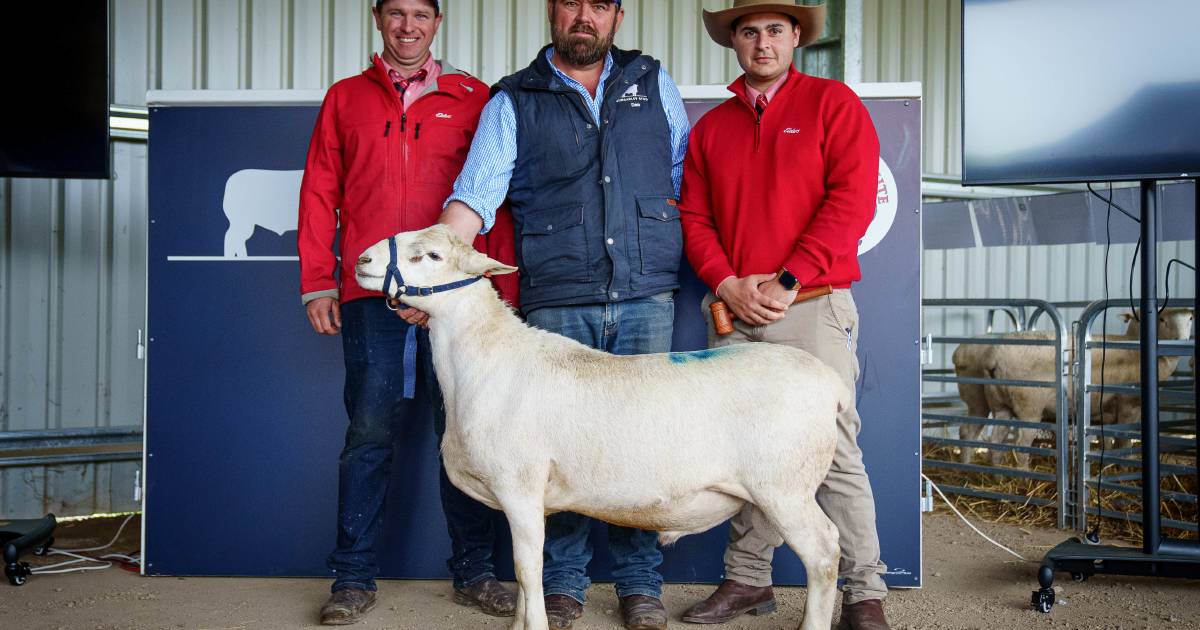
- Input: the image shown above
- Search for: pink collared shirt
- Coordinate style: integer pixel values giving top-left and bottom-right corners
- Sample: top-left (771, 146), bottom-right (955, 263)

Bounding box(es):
top-left (384, 54), bottom-right (441, 112)
top-left (745, 72), bottom-right (790, 108)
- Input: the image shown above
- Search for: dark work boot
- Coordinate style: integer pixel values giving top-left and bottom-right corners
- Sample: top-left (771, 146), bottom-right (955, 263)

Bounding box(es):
top-left (680, 579), bottom-right (776, 624)
top-left (452, 577), bottom-right (517, 617)
top-left (838, 599), bottom-right (891, 630)
top-left (545, 594), bottom-right (584, 629)
top-left (319, 587), bottom-right (377, 625)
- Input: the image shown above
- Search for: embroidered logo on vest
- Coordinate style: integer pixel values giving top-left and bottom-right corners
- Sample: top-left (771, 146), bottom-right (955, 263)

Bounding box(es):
top-left (616, 83), bottom-right (650, 107)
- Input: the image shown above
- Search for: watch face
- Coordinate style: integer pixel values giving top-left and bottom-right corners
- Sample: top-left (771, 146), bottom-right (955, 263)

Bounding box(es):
top-left (781, 271), bottom-right (798, 290)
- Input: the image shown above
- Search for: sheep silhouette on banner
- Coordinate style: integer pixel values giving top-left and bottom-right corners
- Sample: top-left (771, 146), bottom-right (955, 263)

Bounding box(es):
top-left (222, 169), bottom-right (303, 257)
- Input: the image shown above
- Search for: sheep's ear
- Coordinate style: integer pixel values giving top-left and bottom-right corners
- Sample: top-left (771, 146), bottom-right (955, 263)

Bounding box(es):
top-left (459, 248), bottom-right (518, 277)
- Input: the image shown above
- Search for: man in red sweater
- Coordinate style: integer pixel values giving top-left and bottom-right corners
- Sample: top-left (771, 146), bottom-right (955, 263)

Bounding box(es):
top-left (298, 0), bottom-right (516, 625)
top-left (677, 2), bottom-right (889, 629)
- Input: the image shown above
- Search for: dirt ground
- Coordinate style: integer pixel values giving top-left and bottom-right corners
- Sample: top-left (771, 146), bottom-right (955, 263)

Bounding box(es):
top-left (4, 510), bottom-right (1199, 630)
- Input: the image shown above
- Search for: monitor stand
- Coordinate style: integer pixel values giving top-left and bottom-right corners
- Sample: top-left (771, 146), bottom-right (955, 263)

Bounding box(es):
top-left (1033, 179), bottom-right (1200, 613)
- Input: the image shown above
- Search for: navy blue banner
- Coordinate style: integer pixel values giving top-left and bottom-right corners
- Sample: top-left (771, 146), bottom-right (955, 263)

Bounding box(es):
top-left (146, 95), bottom-right (920, 588)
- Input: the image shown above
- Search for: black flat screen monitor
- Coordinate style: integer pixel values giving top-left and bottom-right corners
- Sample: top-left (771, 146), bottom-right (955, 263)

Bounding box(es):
top-left (962, 0), bottom-right (1200, 185)
top-left (0, 3), bottom-right (111, 179)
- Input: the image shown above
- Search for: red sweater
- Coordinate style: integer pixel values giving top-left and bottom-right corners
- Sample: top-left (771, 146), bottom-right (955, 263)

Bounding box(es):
top-left (298, 55), bottom-right (517, 305)
top-left (679, 67), bottom-right (880, 293)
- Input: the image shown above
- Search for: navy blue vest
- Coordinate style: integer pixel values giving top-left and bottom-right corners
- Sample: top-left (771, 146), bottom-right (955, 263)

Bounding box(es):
top-left (496, 45), bottom-right (680, 312)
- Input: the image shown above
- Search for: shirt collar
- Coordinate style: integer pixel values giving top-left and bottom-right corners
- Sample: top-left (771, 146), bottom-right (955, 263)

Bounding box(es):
top-left (543, 47), bottom-right (614, 92)
top-left (383, 54), bottom-right (439, 86)
top-left (745, 71), bottom-right (791, 107)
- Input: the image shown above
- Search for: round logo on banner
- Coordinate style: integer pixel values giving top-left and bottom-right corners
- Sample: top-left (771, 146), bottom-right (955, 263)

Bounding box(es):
top-left (858, 157), bottom-right (898, 255)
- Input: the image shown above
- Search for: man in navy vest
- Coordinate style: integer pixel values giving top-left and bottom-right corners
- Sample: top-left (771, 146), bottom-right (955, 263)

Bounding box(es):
top-left (432, 2), bottom-right (689, 627)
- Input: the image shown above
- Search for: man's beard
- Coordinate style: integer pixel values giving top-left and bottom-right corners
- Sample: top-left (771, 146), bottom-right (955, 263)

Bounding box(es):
top-left (551, 20), bottom-right (615, 66)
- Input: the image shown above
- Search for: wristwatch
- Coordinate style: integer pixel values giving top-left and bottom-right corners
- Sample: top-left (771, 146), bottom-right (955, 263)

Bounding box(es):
top-left (777, 268), bottom-right (800, 291)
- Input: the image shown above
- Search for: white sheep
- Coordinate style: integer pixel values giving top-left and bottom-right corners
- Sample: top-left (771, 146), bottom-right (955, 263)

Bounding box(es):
top-left (951, 330), bottom-right (1061, 465)
top-left (354, 225), bottom-right (848, 630)
top-left (981, 309), bottom-right (1193, 468)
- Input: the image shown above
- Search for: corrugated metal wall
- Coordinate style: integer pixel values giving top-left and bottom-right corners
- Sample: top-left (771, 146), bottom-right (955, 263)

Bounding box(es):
top-left (1, 144), bottom-right (147, 518)
top-left (860, 0), bottom-right (1195, 393)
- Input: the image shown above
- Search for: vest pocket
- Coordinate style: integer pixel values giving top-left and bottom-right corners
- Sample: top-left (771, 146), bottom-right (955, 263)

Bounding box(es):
top-left (520, 203), bottom-right (590, 286)
top-left (636, 196), bottom-right (682, 275)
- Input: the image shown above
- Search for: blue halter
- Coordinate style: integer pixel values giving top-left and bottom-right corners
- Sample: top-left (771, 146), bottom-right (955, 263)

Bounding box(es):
top-left (382, 236), bottom-right (484, 399)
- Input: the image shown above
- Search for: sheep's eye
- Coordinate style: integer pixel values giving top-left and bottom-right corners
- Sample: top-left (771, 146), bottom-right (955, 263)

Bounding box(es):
top-left (427, 252), bottom-right (442, 262)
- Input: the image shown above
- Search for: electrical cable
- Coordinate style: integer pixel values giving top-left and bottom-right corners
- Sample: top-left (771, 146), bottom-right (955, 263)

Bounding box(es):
top-left (1160, 258), bottom-right (1195, 313)
top-left (29, 514), bottom-right (141, 576)
top-left (922, 474), bottom-right (1027, 561)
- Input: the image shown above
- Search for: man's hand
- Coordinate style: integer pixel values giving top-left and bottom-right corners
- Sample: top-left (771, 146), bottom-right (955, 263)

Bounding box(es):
top-left (439, 201), bottom-right (485, 244)
top-left (758, 277), bottom-right (800, 308)
top-left (715, 274), bottom-right (791, 326)
top-left (305, 297), bottom-right (342, 335)
top-left (388, 298), bottom-right (430, 328)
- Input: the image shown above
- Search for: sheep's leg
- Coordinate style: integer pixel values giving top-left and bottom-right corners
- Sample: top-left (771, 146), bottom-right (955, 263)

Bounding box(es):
top-left (498, 496), bottom-right (548, 630)
top-left (752, 493), bottom-right (839, 630)
top-left (957, 383), bottom-right (990, 463)
top-left (222, 221), bottom-right (253, 258)
top-left (987, 408), bottom-right (1014, 467)
top-left (1005, 413), bottom-right (1043, 470)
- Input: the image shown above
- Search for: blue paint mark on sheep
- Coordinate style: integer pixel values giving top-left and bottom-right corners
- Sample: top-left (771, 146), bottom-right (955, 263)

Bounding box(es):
top-left (667, 347), bottom-right (743, 364)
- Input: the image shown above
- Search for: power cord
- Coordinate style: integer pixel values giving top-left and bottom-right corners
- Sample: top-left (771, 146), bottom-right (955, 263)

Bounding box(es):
top-left (1160, 258), bottom-right (1195, 312)
top-left (1086, 182), bottom-right (1144, 544)
top-left (922, 474), bottom-right (1027, 561)
top-left (29, 514), bottom-right (141, 575)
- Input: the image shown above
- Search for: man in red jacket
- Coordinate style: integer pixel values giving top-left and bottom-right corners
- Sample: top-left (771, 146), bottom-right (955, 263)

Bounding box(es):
top-left (297, 0), bottom-right (516, 625)
top-left (677, 2), bottom-right (890, 629)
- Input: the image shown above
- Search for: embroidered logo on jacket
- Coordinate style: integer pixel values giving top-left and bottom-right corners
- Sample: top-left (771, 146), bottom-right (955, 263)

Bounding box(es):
top-left (436, 112), bottom-right (454, 119)
top-left (783, 127), bottom-right (801, 134)
top-left (615, 84), bottom-right (650, 108)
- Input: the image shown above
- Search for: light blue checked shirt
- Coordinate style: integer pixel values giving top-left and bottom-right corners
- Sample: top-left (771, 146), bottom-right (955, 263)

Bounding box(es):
top-left (447, 48), bottom-right (690, 233)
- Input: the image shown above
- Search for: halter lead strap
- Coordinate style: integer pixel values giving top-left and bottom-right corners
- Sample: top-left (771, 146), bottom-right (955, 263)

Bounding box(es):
top-left (382, 236), bottom-right (484, 398)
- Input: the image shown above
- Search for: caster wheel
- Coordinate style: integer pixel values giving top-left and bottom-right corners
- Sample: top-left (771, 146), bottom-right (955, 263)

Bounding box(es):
top-left (6, 562), bottom-right (31, 586)
top-left (34, 537), bottom-right (54, 556)
top-left (1071, 572), bottom-right (1087, 582)
top-left (1031, 587), bottom-right (1054, 613)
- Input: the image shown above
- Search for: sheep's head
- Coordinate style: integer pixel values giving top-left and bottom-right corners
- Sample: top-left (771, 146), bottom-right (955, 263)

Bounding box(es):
top-left (1120, 307), bottom-right (1194, 340)
top-left (354, 225), bottom-right (516, 307)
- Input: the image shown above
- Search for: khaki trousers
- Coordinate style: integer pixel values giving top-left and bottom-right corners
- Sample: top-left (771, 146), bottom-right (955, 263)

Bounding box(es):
top-left (702, 290), bottom-right (888, 604)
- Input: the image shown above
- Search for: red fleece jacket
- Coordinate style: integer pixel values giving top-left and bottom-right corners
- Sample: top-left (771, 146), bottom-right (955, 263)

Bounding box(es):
top-left (679, 67), bottom-right (880, 293)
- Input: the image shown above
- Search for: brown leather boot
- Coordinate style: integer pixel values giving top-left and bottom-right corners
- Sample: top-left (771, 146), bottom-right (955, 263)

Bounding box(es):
top-left (838, 599), bottom-right (890, 630)
top-left (545, 594), bottom-right (584, 629)
top-left (319, 587), bottom-right (377, 625)
top-left (619, 594), bottom-right (668, 630)
top-left (680, 579), bottom-right (776, 624)
top-left (452, 577), bottom-right (517, 617)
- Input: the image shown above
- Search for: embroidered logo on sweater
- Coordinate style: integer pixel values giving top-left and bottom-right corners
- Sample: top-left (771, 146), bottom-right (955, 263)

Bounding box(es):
top-left (616, 84), bottom-right (650, 107)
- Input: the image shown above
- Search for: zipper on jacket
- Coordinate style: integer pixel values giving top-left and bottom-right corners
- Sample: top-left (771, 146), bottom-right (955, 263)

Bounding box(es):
top-left (384, 120), bottom-right (391, 136)
top-left (401, 113), bottom-right (407, 133)
top-left (414, 123), bottom-right (422, 140)
top-left (755, 113), bottom-right (762, 151)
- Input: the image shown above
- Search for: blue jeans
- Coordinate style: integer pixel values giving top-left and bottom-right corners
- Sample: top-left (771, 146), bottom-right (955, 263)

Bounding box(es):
top-left (328, 298), bottom-right (500, 592)
top-left (523, 292), bottom-right (676, 603)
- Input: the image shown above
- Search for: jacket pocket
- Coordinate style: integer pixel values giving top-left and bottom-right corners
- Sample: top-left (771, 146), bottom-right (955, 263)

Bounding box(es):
top-left (636, 195), bottom-right (683, 275)
top-left (520, 203), bottom-right (590, 286)
top-left (412, 118), bottom-right (471, 186)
